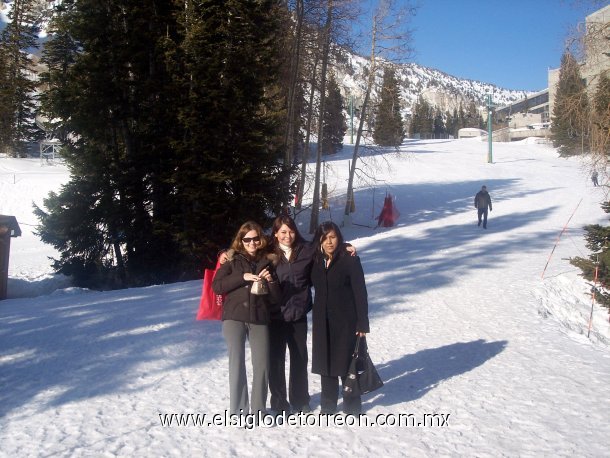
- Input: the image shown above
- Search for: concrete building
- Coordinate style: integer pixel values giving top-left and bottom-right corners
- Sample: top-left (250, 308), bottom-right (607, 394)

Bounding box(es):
top-left (548, 5), bottom-right (610, 117)
top-left (491, 4), bottom-right (608, 142)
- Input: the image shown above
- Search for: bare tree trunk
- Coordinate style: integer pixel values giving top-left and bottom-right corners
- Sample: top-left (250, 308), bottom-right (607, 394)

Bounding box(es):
top-left (343, 14), bottom-right (377, 225)
top-left (309, 0), bottom-right (333, 234)
top-left (295, 52), bottom-right (320, 210)
top-left (284, 0), bottom-right (304, 166)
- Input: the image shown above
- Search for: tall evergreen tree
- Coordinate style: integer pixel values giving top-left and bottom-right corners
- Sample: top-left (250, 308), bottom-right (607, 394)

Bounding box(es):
top-left (373, 66), bottom-right (404, 146)
top-left (410, 95), bottom-right (433, 137)
top-left (591, 71), bottom-right (610, 158)
top-left (446, 108), bottom-right (458, 137)
top-left (172, 0), bottom-right (289, 263)
top-left (433, 108), bottom-right (445, 136)
top-left (36, 1), bottom-right (196, 287)
top-left (321, 72), bottom-right (346, 155)
top-left (465, 101), bottom-right (482, 129)
top-left (552, 51), bottom-right (589, 156)
top-left (0, 43), bottom-right (10, 154)
top-left (0, 0), bottom-right (42, 156)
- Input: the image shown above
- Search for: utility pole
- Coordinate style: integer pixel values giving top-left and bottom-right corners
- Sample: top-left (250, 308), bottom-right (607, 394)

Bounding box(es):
top-left (487, 93), bottom-right (494, 163)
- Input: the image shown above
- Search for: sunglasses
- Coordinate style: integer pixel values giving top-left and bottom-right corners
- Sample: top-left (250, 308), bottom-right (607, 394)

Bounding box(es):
top-left (242, 236), bottom-right (261, 244)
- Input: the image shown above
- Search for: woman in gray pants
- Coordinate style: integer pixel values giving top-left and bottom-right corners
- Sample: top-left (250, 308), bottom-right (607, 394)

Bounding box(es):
top-left (212, 221), bottom-right (280, 416)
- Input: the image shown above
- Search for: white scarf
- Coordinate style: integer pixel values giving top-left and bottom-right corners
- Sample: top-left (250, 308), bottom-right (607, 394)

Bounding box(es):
top-left (279, 243), bottom-right (292, 261)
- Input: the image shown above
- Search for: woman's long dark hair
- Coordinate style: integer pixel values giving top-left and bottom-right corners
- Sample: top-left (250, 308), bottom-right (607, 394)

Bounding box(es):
top-left (269, 215), bottom-right (307, 252)
top-left (313, 221), bottom-right (344, 261)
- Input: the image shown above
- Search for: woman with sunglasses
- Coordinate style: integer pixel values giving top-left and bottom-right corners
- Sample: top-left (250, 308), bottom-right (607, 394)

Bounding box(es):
top-left (212, 221), bottom-right (281, 417)
top-left (310, 221), bottom-right (369, 415)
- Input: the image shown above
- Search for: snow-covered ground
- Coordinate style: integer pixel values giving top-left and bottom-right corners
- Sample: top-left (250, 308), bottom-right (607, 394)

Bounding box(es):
top-left (1, 138), bottom-right (609, 457)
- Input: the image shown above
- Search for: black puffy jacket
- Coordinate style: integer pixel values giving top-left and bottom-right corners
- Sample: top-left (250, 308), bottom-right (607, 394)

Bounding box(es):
top-left (212, 250), bottom-right (280, 325)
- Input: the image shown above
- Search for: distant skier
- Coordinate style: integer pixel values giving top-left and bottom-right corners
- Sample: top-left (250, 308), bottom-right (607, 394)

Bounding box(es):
top-left (474, 185), bottom-right (493, 229)
top-left (591, 171), bottom-right (599, 187)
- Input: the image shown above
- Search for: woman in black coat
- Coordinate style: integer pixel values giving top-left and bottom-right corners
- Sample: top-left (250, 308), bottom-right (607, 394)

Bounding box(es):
top-left (310, 221), bottom-right (370, 415)
top-left (267, 215), bottom-right (315, 414)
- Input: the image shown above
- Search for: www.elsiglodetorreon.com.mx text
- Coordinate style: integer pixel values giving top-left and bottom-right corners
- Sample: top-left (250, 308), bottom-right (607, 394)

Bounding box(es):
top-left (159, 411), bottom-right (451, 429)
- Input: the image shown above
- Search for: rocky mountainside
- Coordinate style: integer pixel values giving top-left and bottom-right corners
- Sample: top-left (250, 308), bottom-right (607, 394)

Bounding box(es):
top-left (338, 52), bottom-right (532, 116)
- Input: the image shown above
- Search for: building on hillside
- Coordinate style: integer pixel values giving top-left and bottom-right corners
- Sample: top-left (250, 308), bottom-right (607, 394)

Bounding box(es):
top-left (494, 89), bottom-right (550, 129)
top-left (548, 4), bottom-right (610, 116)
top-left (458, 128), bottom-right (487, 139)
top-left (490, 4), bottom-right (608, 142)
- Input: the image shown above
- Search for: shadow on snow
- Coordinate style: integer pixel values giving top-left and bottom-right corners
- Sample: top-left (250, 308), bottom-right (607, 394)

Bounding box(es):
top-left (0, 280), bottom-right (224, 417)
top-left (365, 339), bottom-right (507, 408)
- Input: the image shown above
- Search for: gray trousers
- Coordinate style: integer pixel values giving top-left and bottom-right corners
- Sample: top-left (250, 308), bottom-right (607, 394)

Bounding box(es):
top-left (222, 320), bottom-right (269, 415)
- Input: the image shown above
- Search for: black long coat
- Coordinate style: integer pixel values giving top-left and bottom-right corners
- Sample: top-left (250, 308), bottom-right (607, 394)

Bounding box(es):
top-left (212, 250), bottom-right (280, 325)
top-left (310, 250), bottom-right (370, 377)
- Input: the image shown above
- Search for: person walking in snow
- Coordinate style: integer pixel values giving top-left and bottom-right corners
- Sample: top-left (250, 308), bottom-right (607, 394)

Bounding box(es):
top-left (591, 171), bottom-right (599, 187)
top-left (212, 221), bottom-right (281, 417)
top-left (310, 221), bottom-right (370, 415)
top-left (474, 185), bottom-right (493, 229)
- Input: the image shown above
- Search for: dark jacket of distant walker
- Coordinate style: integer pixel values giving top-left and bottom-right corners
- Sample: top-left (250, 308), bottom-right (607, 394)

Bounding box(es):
top-left (212, 250), bottom-right (281, 324)
top-left (474, 190), bottom-right (492, 211)
top-left (310, 250), bottom-right (370, 377)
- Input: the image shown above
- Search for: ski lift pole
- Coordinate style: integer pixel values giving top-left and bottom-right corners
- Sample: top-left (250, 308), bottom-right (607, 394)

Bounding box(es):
top-left (487, 93), bottom-right (494, 164)
top-left (587, 260), bottom-right (599, 338)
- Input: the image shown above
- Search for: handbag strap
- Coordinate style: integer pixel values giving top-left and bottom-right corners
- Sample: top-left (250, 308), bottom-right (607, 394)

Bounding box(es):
top-left (352, 335), bottom-right (363, 358)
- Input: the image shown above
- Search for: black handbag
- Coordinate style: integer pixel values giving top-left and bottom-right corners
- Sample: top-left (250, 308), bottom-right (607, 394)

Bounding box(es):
top-left (343, 335), bottom-right (384, 396)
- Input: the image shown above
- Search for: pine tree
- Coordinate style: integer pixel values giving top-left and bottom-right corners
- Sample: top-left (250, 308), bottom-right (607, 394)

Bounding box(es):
top-left (433, 108), bottom-right (445, 137)
top-left (0, 0), bottom-right (43, 156)
top-left (570, 201), bottom-right (610, 310)
top-left (172, 0), bottom-right (289, 262)
top-left (590, 71), bottom-right (610, 158)
top-left (321, 72), bottom-right (346, 155)
top-left (465, 101), bottom-right (480, 128)
top-left (551, 51), bottom-right (589, 156)
top-left (373, 66), bottom-right (404, 146)
top-left (410, 95), bottom-right (433, 137)
top-left (38, 0), bottom-right (78, 142)
top-left (36, 1), bottom-right (190, 287)
top-left (0, 44), bottom-right (10, 154)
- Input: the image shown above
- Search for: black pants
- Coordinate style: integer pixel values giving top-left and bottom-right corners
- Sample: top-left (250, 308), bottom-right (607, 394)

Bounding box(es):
top-left (477, 208), bottom-right (488, 228)
top-left (320, 375), bottom-right (362, 414)
top-left (268, 316), bottom-right (310, 411)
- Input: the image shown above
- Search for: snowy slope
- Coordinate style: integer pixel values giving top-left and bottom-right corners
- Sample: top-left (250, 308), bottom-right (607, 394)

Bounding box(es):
top-left (1, 139), bottom-right (610, 457)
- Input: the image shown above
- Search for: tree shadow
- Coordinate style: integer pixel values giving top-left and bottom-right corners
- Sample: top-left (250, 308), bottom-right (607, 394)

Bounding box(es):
top-left (363, 339), bottom-right (507, 408)
top-left (0, 280), bottom-right (225, 418)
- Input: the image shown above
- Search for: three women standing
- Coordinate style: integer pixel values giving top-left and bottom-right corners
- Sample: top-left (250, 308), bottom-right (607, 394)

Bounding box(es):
top-left (214, 217), bottom-right (370, 416)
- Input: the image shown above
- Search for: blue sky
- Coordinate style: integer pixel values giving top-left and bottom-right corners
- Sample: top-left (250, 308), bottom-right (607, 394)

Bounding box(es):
top-left (409, 0), bottom-right (603, 91)
top-left (1, 1), bottom-right (603, 92)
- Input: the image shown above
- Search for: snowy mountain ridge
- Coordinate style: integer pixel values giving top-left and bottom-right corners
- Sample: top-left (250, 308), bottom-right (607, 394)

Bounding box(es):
top-left (338, 52), bottom-right (534, 117)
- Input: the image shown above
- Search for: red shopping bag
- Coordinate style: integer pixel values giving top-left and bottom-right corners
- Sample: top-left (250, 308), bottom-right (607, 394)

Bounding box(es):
top-left (196, 260), bottom-right (224, 320)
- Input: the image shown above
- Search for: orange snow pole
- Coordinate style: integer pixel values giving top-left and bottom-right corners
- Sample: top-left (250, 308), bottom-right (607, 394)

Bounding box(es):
top-left (541, 198), bottom-right (582, 279)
